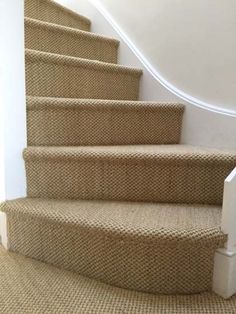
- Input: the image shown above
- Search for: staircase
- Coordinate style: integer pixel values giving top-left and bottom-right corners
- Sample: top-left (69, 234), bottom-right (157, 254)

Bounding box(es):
top-left (2, 0), bottom-right (236, 296)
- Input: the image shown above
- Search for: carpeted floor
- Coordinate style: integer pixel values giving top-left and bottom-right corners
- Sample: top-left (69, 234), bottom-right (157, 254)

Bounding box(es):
top-left (0, 246), bottom-right (236, 314)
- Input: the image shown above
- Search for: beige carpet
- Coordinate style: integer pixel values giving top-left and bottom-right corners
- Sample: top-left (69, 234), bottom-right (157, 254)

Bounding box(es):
top-left (25, 0), bottom-right (91, 31)
top-left (2, 0), bottom-right (236, 298)
top-left (2, 198), bottom-right (226, 295)
top-left (0, 246), bottom-right (235, 314)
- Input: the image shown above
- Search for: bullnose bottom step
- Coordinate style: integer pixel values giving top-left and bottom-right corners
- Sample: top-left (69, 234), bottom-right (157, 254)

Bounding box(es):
top-left (2, 197), bottom-right (226, 294)
top-left (2, 247), bottom-right (236, 313)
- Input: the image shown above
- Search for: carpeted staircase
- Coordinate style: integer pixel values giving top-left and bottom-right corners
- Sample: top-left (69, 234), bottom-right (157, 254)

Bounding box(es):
top-left (2, 0), bottom-right (236, 297)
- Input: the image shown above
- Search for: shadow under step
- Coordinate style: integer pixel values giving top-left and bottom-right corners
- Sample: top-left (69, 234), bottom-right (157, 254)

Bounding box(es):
top-left (25, 0), bottom-right (91, 31)
top-left (23, 145), bottom-right (236, 204)
top-left (25, 17), bottom-right (119, 63)
top-left (27, 97), bottom-right (184, 146)
top-left (1, 197), bottom-right (226, 294)
top-left (26, 49), bottom-right (142, 100)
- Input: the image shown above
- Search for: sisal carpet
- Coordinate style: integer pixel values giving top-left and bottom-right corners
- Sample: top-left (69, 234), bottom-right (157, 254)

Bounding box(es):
top-left (23, 145), bottom-right (236, 204)
top-left (2, 0), bottom-right (235, 299)
top-left (0, 246), bottom-right (236, 314)
top-left (2, 198), bottom-right (225, 295)
top-left (25, 0), bottom-right (91, 31)
top-left (25, 17), bottom-right (119, 62)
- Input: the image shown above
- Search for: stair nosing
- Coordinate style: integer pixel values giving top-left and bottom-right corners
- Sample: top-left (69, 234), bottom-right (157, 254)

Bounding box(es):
top-left (36, 0), bottom-right (91, 26)
top-left (26, 96), bottom-right (185, 112)
top-left (2, 198), bottom-right (224, 246)
top-left (23, 145), bottom-right (236, 165)
top-left (25, 17), bottom-right (120, 46)
top-left (25, 49), bottom-right (143, 76)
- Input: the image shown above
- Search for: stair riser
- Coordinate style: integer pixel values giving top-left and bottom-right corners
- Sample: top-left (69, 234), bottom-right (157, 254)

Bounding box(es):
top-left (25, 21), bottom-right (118, 63)
top-left (26, 55), bottom-right (141, 100)
top-left (27, 107), bottom-right (183, 146)
top-left (24, 158), bottom-right (233, 204)
top-left (25, 0), bottom-right (91, 31)
top-left (7, 213), bottom-right (223, 294)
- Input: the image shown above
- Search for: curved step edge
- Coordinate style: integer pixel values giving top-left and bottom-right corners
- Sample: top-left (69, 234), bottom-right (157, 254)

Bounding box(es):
top-left (1, 197), bottom-right (226, 294)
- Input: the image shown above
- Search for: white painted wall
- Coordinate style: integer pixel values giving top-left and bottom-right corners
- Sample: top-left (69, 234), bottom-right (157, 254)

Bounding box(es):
top-left (0, 0), bottom-right (27, 202)
top-left (55, 0), bottom-right (236, 150)
top-left (95, 0), bottom-right (236, 114)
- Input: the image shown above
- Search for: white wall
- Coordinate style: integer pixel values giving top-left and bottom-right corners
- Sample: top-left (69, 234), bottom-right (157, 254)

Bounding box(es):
top-left (94, 0), bottom-right (236, 114)
top-left (0, 0), bottom-right (27, 201)
top-left (55, 0), bottom-right (236, 150)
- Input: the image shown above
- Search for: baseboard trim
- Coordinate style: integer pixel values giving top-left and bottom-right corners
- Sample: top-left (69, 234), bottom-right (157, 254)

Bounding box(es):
top-left (213, 247), bottom-right (236, 298)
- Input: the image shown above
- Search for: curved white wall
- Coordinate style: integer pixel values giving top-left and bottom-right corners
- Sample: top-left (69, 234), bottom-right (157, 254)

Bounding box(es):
top-left (94, 0), bottom-right (236, 114)
top-left (55, 0), bottom-right (236, 150)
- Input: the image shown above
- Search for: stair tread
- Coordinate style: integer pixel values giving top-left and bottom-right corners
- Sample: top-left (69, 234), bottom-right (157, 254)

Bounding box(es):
top-left (38, 0), bottom-right (91, 25)
top-left (24, 144), bottom-right (236, 165)
top-left (25, 17), bottom-right (119, 46)
top-left (2, 198), bottom-right (224, 244)
top-left (27, 97), bottom-right (184, 146)
top-left (25, 0), bottom-right (91, 30)
top-left (2, 245), bottom-right (235, 313)
top-left (25, 49), bottom-right (142, 76)
top-left (25, 16), bottom-right (118, 62)
top-left (27, 96), bottom-right (184, 111)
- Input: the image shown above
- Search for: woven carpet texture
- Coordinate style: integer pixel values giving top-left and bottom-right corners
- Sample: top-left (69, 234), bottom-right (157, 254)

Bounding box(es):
top-left (2, 198), bottom-right (226, 294)
top-left (27, 97), bottom-right (184, 146)
top-left (2, 246), bottom-right (236, 314)
top-left (25, 17), bottom-right (119, 62)
top-left (1, 0), bottom-right (236, 298)
top-left (24, 145), bottom-right (236, 204)
top-left (25, 0), bottom-right (91, 30)
top-left (26, 49), bottom-right (142, 99)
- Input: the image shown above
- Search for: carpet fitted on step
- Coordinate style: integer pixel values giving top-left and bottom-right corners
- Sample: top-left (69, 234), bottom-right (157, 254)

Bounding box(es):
top-left (25, 17), bottom-right (119, 62)
top-left (25, 49), bottom-right (142, 99)
top-left (2, 0), bottom-right (236, 298)
top-left (1, 247), bottom-right (236, 314)
top-left (24, 145), bottom-right (236, 204)
top-left (27, 97), bottom-right (184, 146)
top-left (25, 0), bottom-right (91, 31)
top-left (2, 198), bottom-right (226, 294)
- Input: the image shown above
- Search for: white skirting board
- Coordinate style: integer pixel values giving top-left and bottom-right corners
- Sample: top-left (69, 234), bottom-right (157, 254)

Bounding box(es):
top-left (0, 212), bottom-right (8, 250)
top-left (213, 248), bottom-right (236, 299)
top-left (213, 168), bottom-right (236, 299)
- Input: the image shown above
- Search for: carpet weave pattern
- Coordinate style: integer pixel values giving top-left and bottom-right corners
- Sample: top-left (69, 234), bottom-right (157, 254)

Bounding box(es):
top-left (1, 0), bottom-right (236, 298)
top-left (25, 0), bottom-right (91, 30)
top-left (2, 198), bottom-right (226, 294)
top-left (24, 145), bottom-right (236, 204)
top-left (1, 246), bottom-right (236, 314)
top-left (25, 17), bottom-right (119, 62)
top-left (27, 97), bottom-right (184, 146)
top-left (26, 49), bottom-right (142, 99)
